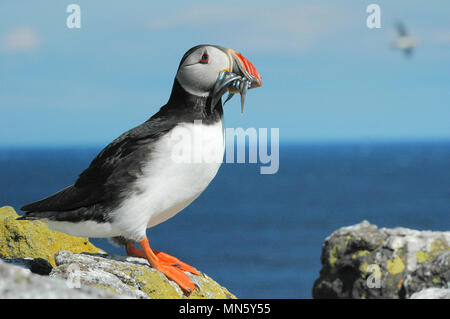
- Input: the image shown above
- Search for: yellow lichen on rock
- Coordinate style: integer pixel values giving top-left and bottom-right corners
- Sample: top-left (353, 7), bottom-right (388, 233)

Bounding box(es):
top-left (328, 244), bottom-right (340, 266)
top-left (117, 262), bottom-right (235, 299)
top-left (0, 206), bottom-right (101, 266)
top-left (359, 262), bottom-right (369, 274)
top-left (430, 237), bottom-right (449, 256)
top-left (415, 250), bottom-right (432, 264)
top-left (1, 206), bottom-right (236, 299)
top-left (51, 251), bottom-right (236, 299)
top-left (415, 237), bottom-right (449, 264)
top-left (386, 256), bottom-right (405, 275)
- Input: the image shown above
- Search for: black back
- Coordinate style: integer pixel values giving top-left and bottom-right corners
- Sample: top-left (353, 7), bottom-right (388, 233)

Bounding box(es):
top-left (20, 80), bottom-right (223, 217)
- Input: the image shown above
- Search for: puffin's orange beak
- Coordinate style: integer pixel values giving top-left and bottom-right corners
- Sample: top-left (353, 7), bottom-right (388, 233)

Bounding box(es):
top-left (211, 47), bottom-right (262, 111)
top-left (229, 49), bottom-right (262, 89)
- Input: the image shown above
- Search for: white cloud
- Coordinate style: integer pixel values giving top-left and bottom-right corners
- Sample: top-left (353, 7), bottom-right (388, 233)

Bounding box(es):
top-left (147, 4), bottom-right (353, 53)
top-left (2, 26), bottom-right (40, 53)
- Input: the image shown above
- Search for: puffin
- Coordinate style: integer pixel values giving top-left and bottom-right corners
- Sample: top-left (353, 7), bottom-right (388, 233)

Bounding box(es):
top-left (18, 45), bottom-right (262, 293)
top-left (393, 22), bottom-right (418, 57)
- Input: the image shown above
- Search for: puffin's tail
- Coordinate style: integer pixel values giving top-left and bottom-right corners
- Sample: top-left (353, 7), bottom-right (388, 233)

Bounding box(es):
top-left (17, 185), bottom-right (78, 221)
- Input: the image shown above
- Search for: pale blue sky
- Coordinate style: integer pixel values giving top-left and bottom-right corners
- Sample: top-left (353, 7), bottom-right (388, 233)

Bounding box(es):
top-left (1, 0), bottom-right (449, 146)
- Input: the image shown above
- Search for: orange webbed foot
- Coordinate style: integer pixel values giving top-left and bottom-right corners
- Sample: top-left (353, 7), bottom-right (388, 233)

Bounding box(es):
top-left (126, 239), bottom-right (198, 294)
top-left (153, 250), bottom-right (201, 276)
top-left (154, 263), bottom-right (196, 293)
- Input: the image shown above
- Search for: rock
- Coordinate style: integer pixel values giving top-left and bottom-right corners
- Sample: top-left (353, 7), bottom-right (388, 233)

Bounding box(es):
top-left (403, 251), bottom-right (450, 296)
top-left (0, 206), bottom-right (102, 266)
top-left (312, 221), bottom-right (450, 299)
top-left (1, 257), bottom-right (53, 275)
top-left (50, 251), bottom-right (236, 299)
top-left (0, 259), bottom-right (120, 298)
top-left (1, 206), bottom-right (236, 299)
top-left (410, 288), bottom-right (450, 299)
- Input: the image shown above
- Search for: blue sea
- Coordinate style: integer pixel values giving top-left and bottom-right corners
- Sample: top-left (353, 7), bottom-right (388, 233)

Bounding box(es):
top-left (0, 142), bottom-right (449, 298)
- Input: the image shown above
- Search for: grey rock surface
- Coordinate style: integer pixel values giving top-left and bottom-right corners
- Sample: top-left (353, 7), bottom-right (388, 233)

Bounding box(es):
top-left (0, 259), bottom-right (120, 298)
top-left (50, 251), bottom-right (149, 299)
top-left (403, 250), bottom-right (450, 296)
top-left (410, 288), bottom-right (450, 299)
top-left (0, 206), bottom-right (234, 299)
top-left (49, 251), bottom-right (236, 299)
top-left (313, 221), bottom-right (450, 299)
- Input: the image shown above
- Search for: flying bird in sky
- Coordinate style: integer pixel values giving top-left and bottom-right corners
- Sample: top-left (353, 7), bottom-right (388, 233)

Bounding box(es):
top-left (18, 45), bottom-right (262, 293)
top-left (393, 22), bottom-right (418, 57)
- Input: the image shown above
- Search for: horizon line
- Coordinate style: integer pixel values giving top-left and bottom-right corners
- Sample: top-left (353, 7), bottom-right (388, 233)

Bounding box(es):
top-left (1, 137), bottom-right (450, 149)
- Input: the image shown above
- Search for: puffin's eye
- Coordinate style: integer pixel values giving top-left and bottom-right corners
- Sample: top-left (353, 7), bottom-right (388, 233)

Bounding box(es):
top-left (200, 52), bottom-right (209, 64)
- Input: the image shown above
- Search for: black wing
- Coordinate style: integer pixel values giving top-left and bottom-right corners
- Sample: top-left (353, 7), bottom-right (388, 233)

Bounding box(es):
top-left (403, 47), bottom-right (413, 57)
top-left (396, 22), bottom-right (408, 37)
top-left (21, 114), bottom-right (176, 213)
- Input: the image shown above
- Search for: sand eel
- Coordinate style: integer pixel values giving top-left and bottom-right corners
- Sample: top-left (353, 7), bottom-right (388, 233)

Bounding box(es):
top-left (18, 45), bottom-right (262, 293)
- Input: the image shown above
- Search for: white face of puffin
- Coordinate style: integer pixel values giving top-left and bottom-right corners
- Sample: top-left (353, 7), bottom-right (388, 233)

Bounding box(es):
top-left (176, 45), bottom-right (262, 112)
top-left (176, 46), bottom-right (230, 97)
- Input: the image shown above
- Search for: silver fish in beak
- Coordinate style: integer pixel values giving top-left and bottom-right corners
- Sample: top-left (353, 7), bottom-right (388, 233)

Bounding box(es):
top-left (211, 49), bottom-right (262, 113)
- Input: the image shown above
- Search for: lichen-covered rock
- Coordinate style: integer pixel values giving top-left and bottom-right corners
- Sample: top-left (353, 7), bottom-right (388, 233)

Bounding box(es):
top-left (1, 206), bottom-right (235, 299)
top-left (0, 206), bottom-right (102, 266)
top-left (0, 259), bottom-right (120, 298)
top-left (50, 251), bottom-right (236, 299)
top-left (403, 251), bottom-right (450, 296)
top-left (312, 221), bottom-right (450, 299)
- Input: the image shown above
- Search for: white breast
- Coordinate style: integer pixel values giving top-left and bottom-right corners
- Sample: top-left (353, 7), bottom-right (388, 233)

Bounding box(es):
top-left (111, 120), bottom-right (224, 240)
